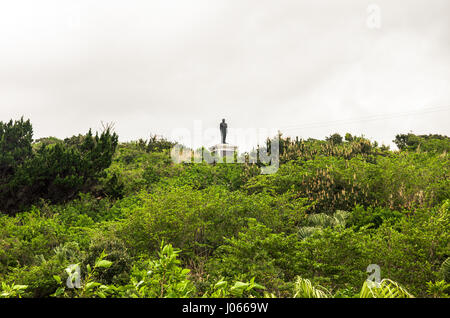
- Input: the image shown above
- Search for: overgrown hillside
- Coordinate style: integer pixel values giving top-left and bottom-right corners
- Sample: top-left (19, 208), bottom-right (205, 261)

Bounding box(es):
top-left (1, 118), bottom-right (449, 298)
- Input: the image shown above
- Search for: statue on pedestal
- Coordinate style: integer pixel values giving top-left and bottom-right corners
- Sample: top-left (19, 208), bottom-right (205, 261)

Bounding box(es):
top-left (220, 119), bottom-right (227, 144)
top-left (209, 119), bottom-right (237, 161)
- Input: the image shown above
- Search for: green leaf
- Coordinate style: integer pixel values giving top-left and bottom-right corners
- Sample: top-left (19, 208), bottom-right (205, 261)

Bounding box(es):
top-left (181, 269), bottom-right (190, 275)
top-left (95, 260), bottom-right (113, 268)
top-left (214, 280), bottom-right (227, 289)
top-left (52, 287), bottom-right (65, 297)
top-left (97, 291), bottom-right (106, 298)
top-left (85, 282), bottom-right (101, 290)
top-left (230, 282), bottom-right (249, 297)
top-left (252, 283), bottom-right (266, 290)
top-left (53, 275), bottom-right (62, 284)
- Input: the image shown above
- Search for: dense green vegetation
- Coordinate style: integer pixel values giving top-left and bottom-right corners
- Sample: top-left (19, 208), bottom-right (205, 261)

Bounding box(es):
top-left (0, 118), bottom-right (449, 298)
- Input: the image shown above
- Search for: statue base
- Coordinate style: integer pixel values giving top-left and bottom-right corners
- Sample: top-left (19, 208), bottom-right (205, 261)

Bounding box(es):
top-left (209, 144), bottom-right (238, 162)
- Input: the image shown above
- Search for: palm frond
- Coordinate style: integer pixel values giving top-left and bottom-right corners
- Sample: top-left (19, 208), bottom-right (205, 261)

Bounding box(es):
top-left (307, 213), bottom-right (334, 227)
top-left (298, 226), bottom-right (321, 240)
top-left (359, 279), bottom-right (414, 298)
top-left (439, 257), bottom-right (450, 282)
top-left (333, 210), bottom-right (350, 227)
top-left (293, 276), bottom-right (331, 298)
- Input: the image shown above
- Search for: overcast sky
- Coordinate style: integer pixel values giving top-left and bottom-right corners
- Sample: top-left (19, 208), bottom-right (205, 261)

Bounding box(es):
top-left (1, 0), bottom-right (449, 151)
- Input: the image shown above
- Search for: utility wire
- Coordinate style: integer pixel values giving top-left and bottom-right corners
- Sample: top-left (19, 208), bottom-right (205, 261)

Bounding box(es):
top-left (278, 106), bottom-right (450, 132)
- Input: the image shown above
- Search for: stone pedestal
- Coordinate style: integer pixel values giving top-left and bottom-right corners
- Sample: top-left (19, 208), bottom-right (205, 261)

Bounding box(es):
top-left (209, 144), bottom-right (238, 162)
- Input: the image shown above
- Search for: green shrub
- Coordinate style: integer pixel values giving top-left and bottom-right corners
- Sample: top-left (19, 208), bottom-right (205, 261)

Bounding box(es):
top-left (82, 235), bottom-right (132, 285)
top-left (0, 118), bottom-right (118, 215)
top-left (206, 219), bottom-right (301, 296)
top-left (4, 242), bottom-right (83, 297)
top-left (115, 187), bottom-right (309, 257)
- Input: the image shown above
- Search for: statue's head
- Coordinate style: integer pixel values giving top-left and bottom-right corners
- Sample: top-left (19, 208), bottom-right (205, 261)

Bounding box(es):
top-left (222, 118), bottom-right (225, 123)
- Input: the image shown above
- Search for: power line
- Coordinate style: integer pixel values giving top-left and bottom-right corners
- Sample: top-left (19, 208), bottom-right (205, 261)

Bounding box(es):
top-left (278, 106), bottom-right (450, 132)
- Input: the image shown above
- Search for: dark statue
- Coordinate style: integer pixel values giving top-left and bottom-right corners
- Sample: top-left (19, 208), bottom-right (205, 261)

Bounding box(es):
top-left (220, 119), bottom-right (227, 144)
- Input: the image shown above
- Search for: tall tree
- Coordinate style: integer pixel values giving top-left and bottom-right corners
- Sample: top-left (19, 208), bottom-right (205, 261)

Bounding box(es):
top-left (0, 118), bottom-right (118, 215)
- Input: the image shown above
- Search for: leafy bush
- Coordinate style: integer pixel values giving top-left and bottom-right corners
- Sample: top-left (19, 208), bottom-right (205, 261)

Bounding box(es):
top-left (1, 121), bottom-right (448, 299)
top-left (82, 235), bottom-right (132, 285)
top-left (0, 283), bottom-right (28, 298)
top-left (0, 119), bottom-right (118, 215)
top-left (3, 242), bottom-right (83, 297)
top-left (125, 243), bottom-right (196, 298)
top-left (115, 187), bottom-right (309, 258)
top-left (347, 205), bottom-right (404, 230)
top-left (426, 280), bottom-right (450, 298)
top-left (245, 152), bottom-right (448, 212)
top-left (52, 250), bottom-right (114, 298)
top-left (394, 133), bottom-right (450, 153)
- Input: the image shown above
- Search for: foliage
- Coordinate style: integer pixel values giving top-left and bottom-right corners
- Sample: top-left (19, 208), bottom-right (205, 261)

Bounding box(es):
top-left (124, 243), bottom-right (196, 298)
top-left (394, 133), bottom-right (450, 153)
top-left (273, 133), bottom-right (382, 165)
top-left (298, 210), bottom-right (349, 239)
top-left (440, 257), bottom-right (450, 282)
top-left (293, 276), bottom-right (415, 299)
top-left (206, 219), bottom-right (300, 296)
top-left (346, 205), bottom-right (404, 230)
top-left (2, 241), bottom-right (84, 297)
top-left (33, 136), bottom-right (63, 149)
top-left (134, 135), bottom-right (177, 153)
top-left (245, 152), bottom-right (448, 212)
top-left (425, 280), bottom-right (450, 298)
top-left (1, 118), bottom-right (448, 298)
top-left (325, 133), bottom-right (343, 145)
top-left (292, 277), bottom-right (331, 298)
top-left (115, 187), bottom-right (309, 258)
top-left (363, 201), bottom-right (449, 297)
top-left (359, 279), bottom-right (413, 298)
top-left (82, 235), bottom-right (132, 285)
top-left (52, 250), bottom-right (114, 298)
top-left (0, 118), bottom-right (33, 174)
top-left (0, 282), bottom-right (28, 298)
top-left (203, 277), bottom-right (266, 298)
top-left (0, 119), bottom-right (118, 215)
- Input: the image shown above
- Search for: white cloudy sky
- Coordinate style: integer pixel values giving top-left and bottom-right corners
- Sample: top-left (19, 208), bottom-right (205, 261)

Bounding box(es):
top-left (0, 0), bottom-right (449, 151)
